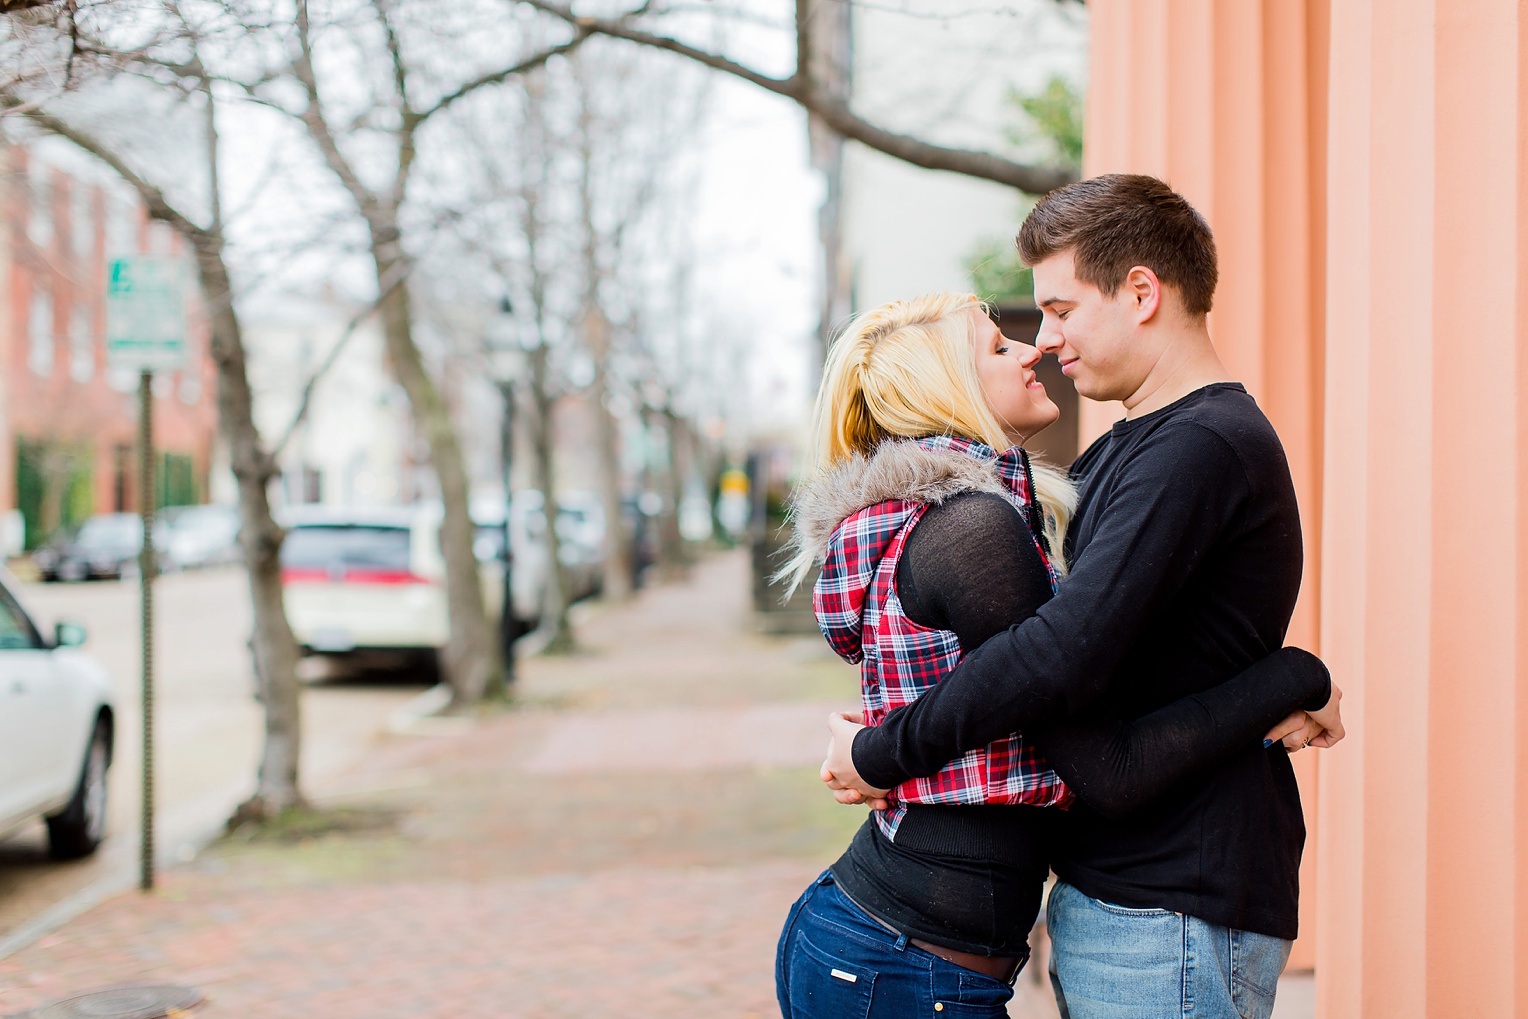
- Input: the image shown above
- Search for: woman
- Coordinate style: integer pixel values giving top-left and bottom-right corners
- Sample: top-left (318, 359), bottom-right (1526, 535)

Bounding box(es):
top-left (773, 293), bottom-right (1332, 1018)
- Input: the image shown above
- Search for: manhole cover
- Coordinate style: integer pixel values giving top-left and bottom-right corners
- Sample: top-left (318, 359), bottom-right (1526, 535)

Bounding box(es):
top-left (25, 985), bottom-right (202, 1019)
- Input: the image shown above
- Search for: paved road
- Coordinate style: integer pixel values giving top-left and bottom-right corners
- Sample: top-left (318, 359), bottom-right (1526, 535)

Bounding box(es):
top-left (0, 567), bottom-right (426, 947)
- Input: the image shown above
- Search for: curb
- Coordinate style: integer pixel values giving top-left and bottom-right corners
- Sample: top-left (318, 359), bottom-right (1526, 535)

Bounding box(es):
top-left (385, 683), bottom-right (472, 736)
top-left (0, 777), bottom-right (249, 962)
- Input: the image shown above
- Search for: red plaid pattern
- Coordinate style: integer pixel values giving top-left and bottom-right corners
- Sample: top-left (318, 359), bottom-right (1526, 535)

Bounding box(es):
top-left (813, 435), bottom-right (1073, 841)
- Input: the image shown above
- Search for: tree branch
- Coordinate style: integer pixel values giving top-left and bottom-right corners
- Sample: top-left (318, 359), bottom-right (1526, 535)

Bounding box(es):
top-left (795, 0), bottom-right (811, 85)
top-left (0, 89), bottom-right (208, 239)
top-left (372, 0), bottom-right (411, 119)
top-left (370, 0), bottom-right (418, 203)
top-left (520, 1), bottom-right (1075, 193)
top-left (415, 31), bottom-right (589, 124)
top-left (292, 0), bottom-right (375, 211)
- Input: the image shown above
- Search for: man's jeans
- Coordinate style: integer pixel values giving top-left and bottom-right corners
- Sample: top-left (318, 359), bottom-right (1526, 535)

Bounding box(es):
top-left (1046, 880), bottom-right (1291, 1019)
top-left (776, 870), bottom-right (1016, 1019)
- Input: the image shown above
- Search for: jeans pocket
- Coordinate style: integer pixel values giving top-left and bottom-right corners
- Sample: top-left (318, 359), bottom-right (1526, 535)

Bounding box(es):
top-left (1090, 899), bottom-right (1176, 918)
top-left (1230, 928), bottom-right (1292, 1017)
top-left (786, 926), bottom-right (878, 1019)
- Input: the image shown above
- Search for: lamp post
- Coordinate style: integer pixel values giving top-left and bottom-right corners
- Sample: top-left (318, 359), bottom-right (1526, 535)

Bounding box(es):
top-left (486, 296), bottom-right (526, 686)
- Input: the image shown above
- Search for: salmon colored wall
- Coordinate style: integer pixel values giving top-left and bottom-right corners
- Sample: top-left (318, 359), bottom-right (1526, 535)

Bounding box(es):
top-left (1086, 0), bottom-right (1528, 1013)
top-left (1082, 0), bottom-right (1329, 972)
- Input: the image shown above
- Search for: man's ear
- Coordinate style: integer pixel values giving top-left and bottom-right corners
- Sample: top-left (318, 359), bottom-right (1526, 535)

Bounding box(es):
top-left (1125, 265), bottom-right (1162, 323)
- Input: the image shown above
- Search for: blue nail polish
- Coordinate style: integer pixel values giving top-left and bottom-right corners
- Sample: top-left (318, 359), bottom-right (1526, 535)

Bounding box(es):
top-left (1262, 739), bottom-right (1275, 749)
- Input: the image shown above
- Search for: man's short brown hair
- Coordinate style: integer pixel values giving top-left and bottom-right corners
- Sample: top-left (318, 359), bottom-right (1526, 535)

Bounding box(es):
top-left (1018, 173), bottom-right (1218, 316)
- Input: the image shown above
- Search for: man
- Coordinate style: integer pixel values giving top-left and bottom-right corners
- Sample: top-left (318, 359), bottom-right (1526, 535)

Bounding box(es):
top-left (822, 174), bottom-right (1343, 1019)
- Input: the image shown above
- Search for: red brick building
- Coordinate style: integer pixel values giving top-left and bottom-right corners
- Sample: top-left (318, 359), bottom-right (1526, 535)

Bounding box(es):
top-left (0, 141), bottom-right (217, 549)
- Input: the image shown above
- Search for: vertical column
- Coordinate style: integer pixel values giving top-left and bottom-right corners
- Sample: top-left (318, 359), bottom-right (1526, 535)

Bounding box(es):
top-left (1164, 0), bottom-right (1215, 203)
top-left (1206, 1), bottom-right (1265, 396)
top-left (1423, 2), bottom-right (1519, 1013)
top-left (1259, 2), bottom-right (1326, 969)
top-left (1517, 5), bottom-right (1528, 1007)
top-left (1312, 3), bottom-right (1375, 1012)
top-left (1325, 0), bottom-right (1440, 1013)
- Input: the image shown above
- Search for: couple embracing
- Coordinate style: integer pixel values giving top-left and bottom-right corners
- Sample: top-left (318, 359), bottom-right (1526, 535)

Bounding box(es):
top-left (774, 174), bottom-right (1344, 1019)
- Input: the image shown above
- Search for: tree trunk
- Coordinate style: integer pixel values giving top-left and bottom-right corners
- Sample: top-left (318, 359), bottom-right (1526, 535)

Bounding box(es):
top-left (527, 345), bottom-right (575, 652)
top-left (584, 310), bottom-right (635, 601)
top-left (373, 248), bottom-right (502, 706)
top-left (192, 241), bottom-right (306, 822)
top-left (648, 406), bottom-right (690, 579)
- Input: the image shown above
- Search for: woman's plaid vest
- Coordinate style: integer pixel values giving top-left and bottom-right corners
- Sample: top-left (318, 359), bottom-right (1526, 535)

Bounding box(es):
top-left (813, 435), bottom-right (1074, 841)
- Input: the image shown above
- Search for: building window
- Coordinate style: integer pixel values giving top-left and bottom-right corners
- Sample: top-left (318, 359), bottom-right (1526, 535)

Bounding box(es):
top-left (69, 302), bottom-right (94, 382)
top-left (27, 162), bottom-right (52, 248)
top-left (106, 197), bottom-right (138, 256)
top-left (302, 466), bottom-right (323, 504)
top-left (70, 182), bottom-right (94, 260)
top-left (29, 289), bottom-right (54, 377)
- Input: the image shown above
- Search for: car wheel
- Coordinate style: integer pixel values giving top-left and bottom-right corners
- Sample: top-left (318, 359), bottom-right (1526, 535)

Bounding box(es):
top-left (46, 720), bottom-right (110, 860)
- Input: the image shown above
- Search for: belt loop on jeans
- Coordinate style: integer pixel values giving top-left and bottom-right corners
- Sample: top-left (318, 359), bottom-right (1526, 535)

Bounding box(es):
top-left (893, 933), bottom-right (908, 952)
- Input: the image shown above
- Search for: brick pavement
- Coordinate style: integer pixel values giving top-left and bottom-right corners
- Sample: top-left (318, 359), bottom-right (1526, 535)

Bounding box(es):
top-left (0, 551), bottom-right (1064, 1018)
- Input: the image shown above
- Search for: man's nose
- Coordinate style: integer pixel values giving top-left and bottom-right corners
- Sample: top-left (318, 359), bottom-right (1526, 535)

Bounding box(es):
top-left (1035, 320), bottom-right (1062, 353)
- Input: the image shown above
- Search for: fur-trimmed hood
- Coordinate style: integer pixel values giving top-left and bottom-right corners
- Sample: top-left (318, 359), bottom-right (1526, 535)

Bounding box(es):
top-left (789, 436), bottom-right (1009, 566)
top-left (790, 435), bottom-right (1017, 662)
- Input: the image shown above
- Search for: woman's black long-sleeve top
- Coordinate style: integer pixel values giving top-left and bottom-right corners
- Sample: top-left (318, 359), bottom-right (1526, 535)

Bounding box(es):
top-left (828, 491), bottom-right (1330, 958)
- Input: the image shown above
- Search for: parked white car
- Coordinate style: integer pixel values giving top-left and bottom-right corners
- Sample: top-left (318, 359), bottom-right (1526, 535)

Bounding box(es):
top-left (279, 496), bottom-right (607, 673)
top-left (279, 506), bottom-right (467, 670)
top-left (0, 573), bottom-right (115, 859)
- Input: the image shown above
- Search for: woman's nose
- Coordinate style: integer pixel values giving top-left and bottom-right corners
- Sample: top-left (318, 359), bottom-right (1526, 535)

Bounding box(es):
top-left (1018, 342), bottom-right (1042, 368)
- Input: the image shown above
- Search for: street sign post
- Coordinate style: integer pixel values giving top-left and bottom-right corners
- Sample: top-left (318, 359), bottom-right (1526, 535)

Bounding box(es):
top-left (107, 256), bottom-right (187, 893)
top-left (107, 257), bottom-right (187, 373)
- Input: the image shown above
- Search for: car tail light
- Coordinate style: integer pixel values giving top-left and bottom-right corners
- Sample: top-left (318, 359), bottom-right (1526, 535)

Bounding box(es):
top-left (343, 568), bottom-right (430, 585)
top-left (281, 567), bottom-right (430, 585)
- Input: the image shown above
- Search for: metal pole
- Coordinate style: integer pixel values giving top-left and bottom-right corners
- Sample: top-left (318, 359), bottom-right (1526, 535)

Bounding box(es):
top-left (499, 380), bottom-right (517, 686)
top-left (138, 371), bottom-right (155, 892)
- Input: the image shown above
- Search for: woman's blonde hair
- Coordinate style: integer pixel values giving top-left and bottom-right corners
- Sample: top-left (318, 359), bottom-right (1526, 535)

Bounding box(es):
top-left (782, 291), bottom-right (1077, 593)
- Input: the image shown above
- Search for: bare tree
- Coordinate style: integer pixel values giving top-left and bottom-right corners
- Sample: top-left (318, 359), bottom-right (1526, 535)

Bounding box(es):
top-left (222, 0), bottom-right (589, 706)
top-left (508, 72), bottom-right (577, 649)
top-left (0, 72), bottom-right (309, 820)
top-left (560, 39), bottom-right (710, 599)
top-left (521, 0), bottom-right (1077, 194)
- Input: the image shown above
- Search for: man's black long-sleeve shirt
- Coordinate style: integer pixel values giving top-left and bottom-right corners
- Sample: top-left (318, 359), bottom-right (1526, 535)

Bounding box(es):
top-left (851, 384), bottom-right (1310, 939)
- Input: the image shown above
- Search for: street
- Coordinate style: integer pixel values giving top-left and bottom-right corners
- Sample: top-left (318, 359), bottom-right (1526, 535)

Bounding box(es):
top-left (0, 567), bottom-right (426, 948)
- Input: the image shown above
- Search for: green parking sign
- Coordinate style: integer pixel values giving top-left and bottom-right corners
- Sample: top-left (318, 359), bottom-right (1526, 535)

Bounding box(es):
top-left (107, 256), bottom-right (187, 372)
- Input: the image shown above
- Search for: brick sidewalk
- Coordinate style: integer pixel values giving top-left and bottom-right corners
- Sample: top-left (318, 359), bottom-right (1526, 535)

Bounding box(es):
top-left (0, 551), bottom-right (1063, 1018)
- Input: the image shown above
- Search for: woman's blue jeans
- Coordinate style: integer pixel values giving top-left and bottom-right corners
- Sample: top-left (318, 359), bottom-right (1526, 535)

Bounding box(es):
top-left (1046, 880), bottom-right (1292, 1019)
top-left (775, 870), bottom-right (1016, 1019)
